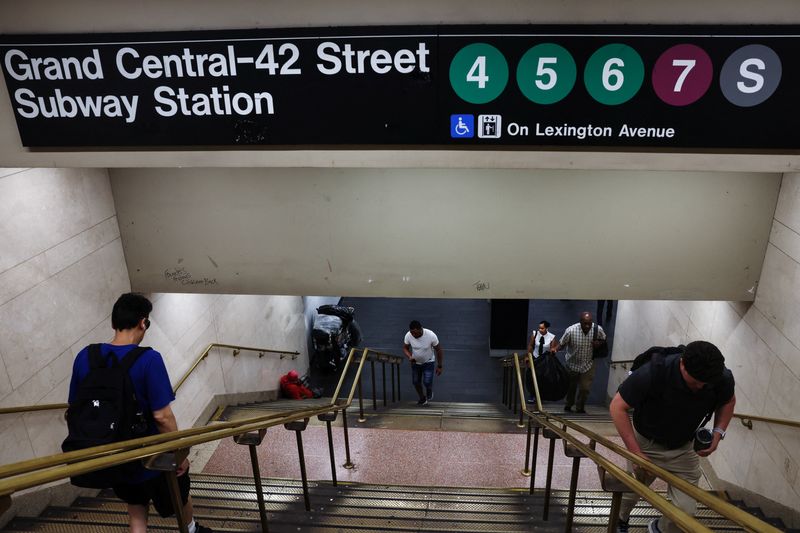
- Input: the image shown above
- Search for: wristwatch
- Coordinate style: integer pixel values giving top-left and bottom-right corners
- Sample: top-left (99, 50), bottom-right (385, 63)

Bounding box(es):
top-left (713, 427), bottom-right (726, 439)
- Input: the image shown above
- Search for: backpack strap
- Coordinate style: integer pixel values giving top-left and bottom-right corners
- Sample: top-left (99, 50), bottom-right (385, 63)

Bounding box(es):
top-left (119, 346), bottom-right (151, 372)
top-left (87, 344), bottom-right (107, 369)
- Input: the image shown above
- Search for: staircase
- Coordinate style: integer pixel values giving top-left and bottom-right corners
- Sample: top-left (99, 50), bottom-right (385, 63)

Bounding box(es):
top-left (1, 473), bottom-right (763, 532)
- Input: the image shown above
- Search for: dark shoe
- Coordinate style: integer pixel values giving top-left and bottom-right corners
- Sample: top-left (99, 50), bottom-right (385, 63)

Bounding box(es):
top-left (647, 518), bottom-right (662, 533)
top-left (563, 405), bottom-right (572, 412)
top-left (616, 518), bottom-right (629, 533)
top-left (575, 408), bottom-right (586, 414)
top-left (195, 524), bottom-right (214, 533)
top-left (417, 398), bottom-right (428, 406)
top-left (427, 392), bottom-right (434, 401)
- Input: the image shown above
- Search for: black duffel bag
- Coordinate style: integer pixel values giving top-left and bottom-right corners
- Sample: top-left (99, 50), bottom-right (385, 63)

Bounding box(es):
top-left (532, 353), bottom-right (570, 401)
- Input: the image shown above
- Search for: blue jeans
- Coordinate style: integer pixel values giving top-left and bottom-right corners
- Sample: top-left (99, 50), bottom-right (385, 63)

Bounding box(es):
top-left (411, 361), bottom-right (435, 398)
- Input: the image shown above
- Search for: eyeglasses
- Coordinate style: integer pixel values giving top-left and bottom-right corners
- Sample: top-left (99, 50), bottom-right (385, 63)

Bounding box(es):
top-left (144, 318), bottom-right (151, 330)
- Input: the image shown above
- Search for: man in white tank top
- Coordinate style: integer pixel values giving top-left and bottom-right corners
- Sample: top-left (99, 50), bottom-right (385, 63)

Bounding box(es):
top-left (403, 320), bottom-right (444, 406)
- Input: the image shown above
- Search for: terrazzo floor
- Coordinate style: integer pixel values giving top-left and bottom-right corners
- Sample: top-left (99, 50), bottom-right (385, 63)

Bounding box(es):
top-left (200, 416), bottom-right (674, 491)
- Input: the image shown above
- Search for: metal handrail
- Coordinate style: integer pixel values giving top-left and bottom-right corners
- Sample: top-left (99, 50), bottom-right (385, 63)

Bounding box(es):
top-left (609, 358), bottom-right (636, 367)
top-left (516, 353), bottom-right (781, 533)
top-left (0, 346), bottom-right (378, 501)
top-left (173, 343), bottom-right (299, 393)
top-left (0, 403), bottom-right (68, 415)
top-left (734, 412), bottom-right (800, 430)
top-left (0, 343), bottom-right (299, 416)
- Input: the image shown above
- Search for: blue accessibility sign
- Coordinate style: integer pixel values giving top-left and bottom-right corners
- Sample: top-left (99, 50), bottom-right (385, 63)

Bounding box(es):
top-left (450, 114), bottom-right (474, 138)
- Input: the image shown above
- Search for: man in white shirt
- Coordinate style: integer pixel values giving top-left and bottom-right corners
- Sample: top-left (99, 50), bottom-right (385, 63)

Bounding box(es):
top-left (553, 311), bottom-right (606, 413)
top-left (403, 320), bottom-right (444, 406)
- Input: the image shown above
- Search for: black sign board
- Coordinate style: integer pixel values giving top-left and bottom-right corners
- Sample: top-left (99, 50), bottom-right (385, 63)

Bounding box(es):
top-left (1, 25), bottom-right (799, 150)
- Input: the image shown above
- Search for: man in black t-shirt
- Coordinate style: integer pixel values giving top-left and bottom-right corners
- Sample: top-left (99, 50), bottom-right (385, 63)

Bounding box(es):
top-left (609, 341), bottom-right (735, 533)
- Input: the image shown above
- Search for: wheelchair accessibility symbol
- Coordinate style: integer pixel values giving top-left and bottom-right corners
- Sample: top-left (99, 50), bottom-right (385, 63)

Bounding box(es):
top-left (450, 114), bottom-right (474, 138)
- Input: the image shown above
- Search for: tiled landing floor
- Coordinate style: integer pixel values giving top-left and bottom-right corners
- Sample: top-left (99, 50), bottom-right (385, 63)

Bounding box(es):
top-left (201, 424), bottom-right (674, 491)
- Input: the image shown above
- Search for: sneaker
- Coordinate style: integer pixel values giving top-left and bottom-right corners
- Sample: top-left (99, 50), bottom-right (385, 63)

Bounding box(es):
top-left (417, 398), bottom-right (428, 406)
top-left (648, 518), bottom-right (662, 533)
top-left (195, 524), bottom-right (214, 533)
top-left (575, 408), bottom-right (586, 414)
top-left (427, 392), bottom-right (434, 401)
top-left (563, 405), bottom-right (572, 412)
top-left (616, 518), bottom-right (629, 533)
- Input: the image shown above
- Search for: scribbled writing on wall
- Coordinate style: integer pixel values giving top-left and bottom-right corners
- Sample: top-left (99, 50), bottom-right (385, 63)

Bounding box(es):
top-left (164, 267), bottom-right (218, 286)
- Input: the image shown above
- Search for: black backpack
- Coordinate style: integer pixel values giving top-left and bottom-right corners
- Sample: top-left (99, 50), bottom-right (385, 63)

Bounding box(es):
top-left (62, 344), bottom-right (152, 488)
top-left (630, 345), bottom-right (685, 372)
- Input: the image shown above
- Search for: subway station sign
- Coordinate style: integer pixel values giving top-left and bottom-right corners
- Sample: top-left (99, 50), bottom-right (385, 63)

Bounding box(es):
top-left (1, 25), bottom-right (799, 150)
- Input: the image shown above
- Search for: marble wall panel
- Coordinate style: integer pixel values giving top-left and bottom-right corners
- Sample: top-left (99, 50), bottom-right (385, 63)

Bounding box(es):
top-left (0, 241), bottom-right (126, 389)
top-left (0, 168), bottom-right (26, 179)
top-left (23, 410), bottom-right (67, 458)
top-left (755, 244), bottom-right (800, 343)
top-left (743, 304), bottom-right (800, 380)
top-left (0, 417), bottom-right (35, 465)
top-left (0, 168), bottom-right (113, 273)
top-left (149, 293), bottom-right (219, 347)
top-left (0, 255), bottom-right (48, 307)
top-left (744, 439), bottom-right (800, 512)
top-left (774, 173), bottom-right (800, 234)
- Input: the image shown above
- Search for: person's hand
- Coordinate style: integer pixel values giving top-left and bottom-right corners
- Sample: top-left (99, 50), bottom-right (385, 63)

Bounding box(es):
top-left (435, 366), bottom-right (443, 376)
top-left (696, 437), bottom-right (720, 457)
top-left (631, 451), bottom-right (650, 480)
top-left (176, 458), bottom-right (190, 477)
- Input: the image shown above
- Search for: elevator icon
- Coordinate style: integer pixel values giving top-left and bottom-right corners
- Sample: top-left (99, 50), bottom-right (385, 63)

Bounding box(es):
top-left (478, 115), bottom-right (502, 138)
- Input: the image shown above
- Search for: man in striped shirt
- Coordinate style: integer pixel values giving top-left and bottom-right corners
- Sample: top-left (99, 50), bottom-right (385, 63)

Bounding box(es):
top-left (553, 311), bottom-right (606, 413)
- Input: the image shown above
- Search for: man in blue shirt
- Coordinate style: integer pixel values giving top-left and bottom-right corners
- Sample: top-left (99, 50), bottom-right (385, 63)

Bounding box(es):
top-left (69, 293), bottom-right (212, 533)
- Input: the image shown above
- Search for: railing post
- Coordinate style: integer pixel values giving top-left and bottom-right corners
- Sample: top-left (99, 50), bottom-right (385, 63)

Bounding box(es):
top-left (397, 360), bottom-right (401, 401)
top-left (502, 364), bottom-right (508, 407)
top-left (382, 360), bottom-right (387, 407)
top-left (511, 373), bottom-right (518, 415)
top-left (391, 362), bottom-right (396, 403)
top-left (521, 417), bottom-right (532, 476)
top-left (358, 376), bottom-right (366, 423)
top-left (317, 412), bottom-right (338, 486)
top-left (249, 445), bottom-right (269, 532)
top-left (166, 471), bottom-right (188, 533)
top-left (142, 450), bottom-right (189, 533)
top-left (284, 418), bottom-right (311, 511)
top-left (370, 359), bottom-right (377, 411)
top-left (341, 407), bottom-right (355, 470)
top-left (565, 456), bottom-right (582, 532)
top-left (233, 430), bottom-right (269, 533)
top-left (529, 425), bottom-right (540, 495)
top-left (607, 492), bottom-right (623, 533)
top-left (542, 428), bottom-right (559, 521)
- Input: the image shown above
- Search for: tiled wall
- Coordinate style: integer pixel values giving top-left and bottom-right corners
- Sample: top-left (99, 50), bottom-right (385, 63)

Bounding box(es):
top-left (607, 173), bottom-right (800, 515)
top-left (0, 168), bottom-right (309, 468)
top-left (0, 167), bottom-right (128, 466)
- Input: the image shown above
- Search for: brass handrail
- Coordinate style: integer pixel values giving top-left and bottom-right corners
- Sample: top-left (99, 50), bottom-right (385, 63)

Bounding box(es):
top-left (733, 412), bottom-right (800, 430)
top-left (0, 403), bottom-right (68, 415)
top-left (609, 358), bottom-right (636, 367)
top-left (0, 346), bottom-right (386, 501)
top-left (0, 343), bottom-right (300, 416)
top-left (173, 343), bottom-right (299, 393)
top-left (516, 353), bottom-right (781, 533)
